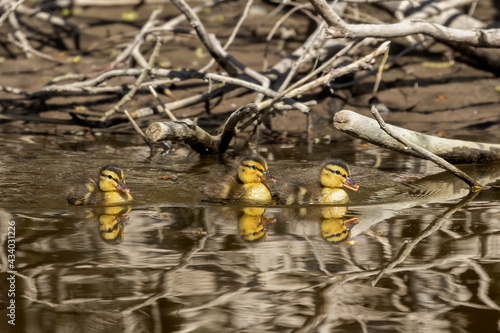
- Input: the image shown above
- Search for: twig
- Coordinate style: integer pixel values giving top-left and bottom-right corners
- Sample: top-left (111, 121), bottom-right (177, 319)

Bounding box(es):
top-left (8, 33), bottom-right (66, 63)
top-left (103, 38), bottom-right (163, 120)
top-left (171, 0), bottom-right (238, 75)
top-left (15, 3), bottom-right (80, 48)
top-left (372, 44), bottom-right (389, 94)
top-left (283, 41), bottom-right (390, 99)
top-left (200, 0), bottom-right (254, 73)
top-left (218, 103), bottom-right (257, 154)
top-left (309, 0), bottom-right (348, 32)
top-left (264, 2), bottom-right (310, 85)
top-left (100, 9), bottom-right (162, 74)
top-left (270, 38), bottom-right (357, 107)
top-left (370, 105), bottom-right (483, 189)
top-left (147, 86), bottom-right (177, 121)
top-left (0, 0), bottom-right (23, 27)
top-left (123, 110), bottom-right (153, 149)
top-left (206, 33), bottom-right (271, 105)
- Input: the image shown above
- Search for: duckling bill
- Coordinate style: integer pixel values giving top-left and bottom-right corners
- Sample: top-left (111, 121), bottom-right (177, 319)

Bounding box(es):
top-left (203, 154), bottom-right (276, 203)
top-left (280, 158), bottom-right (358, 205)
top-left (67, 165), bottom-right (133, 205)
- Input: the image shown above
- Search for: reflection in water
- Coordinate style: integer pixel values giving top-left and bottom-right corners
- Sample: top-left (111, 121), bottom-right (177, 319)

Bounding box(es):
top-left (321, 216), bottom-right (359, 243)
top-left (4, 136), bottom-right (500, 332)
top-left (238, 207), bottom-right (276, 242)
top-left (280, 205), bottom-right (359, 243)
top-left (87, 205), bottom-right (132, 245)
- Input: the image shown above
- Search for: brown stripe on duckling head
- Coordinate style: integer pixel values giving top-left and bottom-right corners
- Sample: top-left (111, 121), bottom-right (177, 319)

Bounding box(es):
top-left (240, 154), bottom-right (276, 183)
top-left (322, 158), bottom-right (351, 177)
top-left (99, 165), bottom-right (130, 193)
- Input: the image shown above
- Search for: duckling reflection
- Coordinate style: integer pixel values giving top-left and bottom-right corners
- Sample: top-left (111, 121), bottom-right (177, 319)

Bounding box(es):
top-left (320, 215), bottom-right (359, 243)
top-left (278, 206), bottom-right (358, 243)
top-left (238, 207), bottom-right (276, 242)
top-left (87, 205), bottom-right (132, 245)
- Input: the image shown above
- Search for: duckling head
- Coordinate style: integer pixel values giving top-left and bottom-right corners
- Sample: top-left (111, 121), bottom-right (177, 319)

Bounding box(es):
top-left (237, 155), bottom-right (277, 184)
top-left (98, 165), bottom-right (130, 193)
top-left (320, 159), bottom-right (359, 191)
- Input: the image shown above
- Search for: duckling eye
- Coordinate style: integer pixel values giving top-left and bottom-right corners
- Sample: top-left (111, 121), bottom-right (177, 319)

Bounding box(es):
top-left (335, 170), bottom-right (341, 175)
top-left (107, 175), bottom-right (114, 180)
top-left (252, 165), bottom-right (258, 170)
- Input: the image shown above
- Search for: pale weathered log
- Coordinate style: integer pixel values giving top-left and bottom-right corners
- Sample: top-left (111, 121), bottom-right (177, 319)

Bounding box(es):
top-left (334, 110), bottom-right (500, 163)
top-left (370, 106), bottom-right (482, 189)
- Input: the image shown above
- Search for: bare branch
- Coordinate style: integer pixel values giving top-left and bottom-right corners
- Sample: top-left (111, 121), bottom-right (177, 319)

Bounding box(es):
top-left (171, 0), bottom-right (238, 75)
top-left (374, 105), bottom-right (483, 188)
top-left (144, 103), bottom-right (257, 155)
top-left (334, 110), bottom-right (500, 164)
top-left (310, 0), bottom-right (500, 48)
top-left (327, 21), bottom-right (500, 48)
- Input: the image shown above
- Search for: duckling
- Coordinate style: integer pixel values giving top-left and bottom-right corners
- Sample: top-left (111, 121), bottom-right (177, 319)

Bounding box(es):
top-left (280, 158), bottom-right (359, 205)
top-left (67, 165), bottom-right (133, 206)
top-left (204, 154), bottom-right (277, 203)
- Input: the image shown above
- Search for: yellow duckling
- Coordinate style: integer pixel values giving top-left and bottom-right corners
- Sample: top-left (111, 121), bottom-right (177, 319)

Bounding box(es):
top-left (204, 154), bottom-right (277, 203)
top-left (280, 158), bottom-right (359, 205)
top-left (67, 165), bottom-right (133, 205)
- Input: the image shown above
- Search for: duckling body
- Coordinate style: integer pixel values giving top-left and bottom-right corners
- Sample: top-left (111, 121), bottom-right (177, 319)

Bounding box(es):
top-left (67, 165), bottom-right (133, 206)
top-left (204, 154), bottom-right (276, 203)
top-left (280, 159), bottom-right (358, 205)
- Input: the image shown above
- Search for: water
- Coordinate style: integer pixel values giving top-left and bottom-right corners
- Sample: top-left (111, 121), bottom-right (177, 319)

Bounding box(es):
top-left (1, 134), bottom-right (500, 332)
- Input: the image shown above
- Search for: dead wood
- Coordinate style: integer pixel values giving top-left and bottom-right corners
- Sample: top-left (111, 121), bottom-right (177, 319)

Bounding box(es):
top-left (378, 0), bottom-right (500, 73)
top-left (145, 103), bottom-right (257, 155)
top-left (370, 105), bottom-right (482, 189)
top-left (334, 110), bottom-right (500, 164)
top-left (310, 0), bottom-right (500, 48)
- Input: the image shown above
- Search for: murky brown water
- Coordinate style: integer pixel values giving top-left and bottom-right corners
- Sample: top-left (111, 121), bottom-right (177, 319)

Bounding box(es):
top-left (1, 134), bottom-right (500, 332)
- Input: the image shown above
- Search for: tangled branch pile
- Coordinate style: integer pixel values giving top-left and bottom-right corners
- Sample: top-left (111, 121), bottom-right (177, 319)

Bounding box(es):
top-left (1, 0), bottom-right (499, 153)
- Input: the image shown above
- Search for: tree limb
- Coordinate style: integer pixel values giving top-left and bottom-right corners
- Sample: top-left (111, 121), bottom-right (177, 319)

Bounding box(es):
top-left (144, 103), bottom-right (256, 155)
top-left (309, 0), bottom-right (500, 48)
top-left (334, 110), bottom-right (500, 164)
top-left (370, 105), bottom-right (482, 189)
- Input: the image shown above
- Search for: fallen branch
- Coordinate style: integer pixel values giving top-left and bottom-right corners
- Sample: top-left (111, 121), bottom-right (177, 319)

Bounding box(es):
top-left (144, 103), bottom-right (256, 154)
top-left (334, 110), bottom-right (500, 164)
top-left (309, 0), bottom-right (500, 48)
top-left (171, 0), bottom-right (238, 76)
top-left (370, 105), bottom-right (482, 190)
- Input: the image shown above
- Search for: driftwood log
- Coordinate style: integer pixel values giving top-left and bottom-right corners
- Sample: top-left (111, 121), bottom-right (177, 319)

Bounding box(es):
top-left (334, 110), bottom-right (500, 163)
top-left (145, 103), bottom-right (257, 155)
